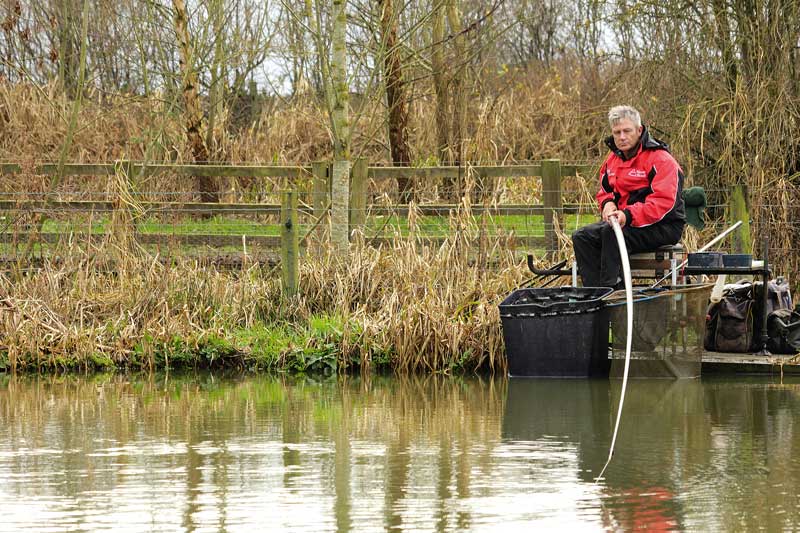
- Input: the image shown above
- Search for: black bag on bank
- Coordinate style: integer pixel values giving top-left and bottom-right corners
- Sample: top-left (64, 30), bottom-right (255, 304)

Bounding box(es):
top-left (705, 278), bottom-right (793, 353)
top-left (767, 308), bottom-right (800, 354)
top-left (705, 284), bottom-right (754, 353)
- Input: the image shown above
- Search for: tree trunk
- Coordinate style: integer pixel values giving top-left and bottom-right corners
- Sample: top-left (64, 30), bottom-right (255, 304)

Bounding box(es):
top-left (379, 0), bottom-right (412, 202)
top-left (287, 4), bottom-right (309, 96)
top-left (58, 0), bottom-right (78, 97)
top-left (431, 0), bottom-right (449, 161)
top-left (733, 0), bottom-right (757, 84)
top-left (172, 0), bottom-right (217, 203)
top-left (206, 0), bottom-right (226, 161)
top-left (331, 0), bottom-right (350, 160)
top-left (444, 0), bottom-right (466, 200)
top-left (330, 0), bottom-right (350, 253)
top-left (446, 0), bottom-right (465, 168)
top-left (429, 0), bottom-right (468, 201)
top-left (431, 0), bottom-right (451, 198)
top-left (710, 0), bottom-right (738, 93)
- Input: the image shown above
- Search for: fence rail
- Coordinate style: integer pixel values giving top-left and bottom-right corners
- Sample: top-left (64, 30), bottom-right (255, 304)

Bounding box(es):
top-left (0, 200), bottom-right (588, 217)
top-left (0, 159), bottom-right (595, 254)
top-left (0, 159), bottom-right (766, 295)
top-left (0, 163), bottom-right (313, 179)
top-left (0, 162), bottom-right (594, 179)
top-left (0, 231), bottom-right (550, 249)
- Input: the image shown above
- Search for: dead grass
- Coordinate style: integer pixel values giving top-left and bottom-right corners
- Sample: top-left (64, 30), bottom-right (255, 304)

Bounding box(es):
top-left (0, 203), bottom-right (549, 374)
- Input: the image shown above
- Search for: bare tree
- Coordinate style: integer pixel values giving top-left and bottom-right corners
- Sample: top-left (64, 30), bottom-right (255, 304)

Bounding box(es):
top-left (431, 0), bottom-right (449, 167)
top-left (172, 0), bottom-right (216, 202)
top-left (378, 0), bottom-right (412, 200)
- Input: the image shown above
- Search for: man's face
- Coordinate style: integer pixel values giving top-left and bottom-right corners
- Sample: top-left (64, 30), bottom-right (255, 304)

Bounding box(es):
top-left (611, 119), bottom-right (643, 153)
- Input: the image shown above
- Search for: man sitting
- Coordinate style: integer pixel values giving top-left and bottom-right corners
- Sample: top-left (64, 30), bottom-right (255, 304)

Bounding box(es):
top-left (572, 105), bottom-right (686, 288)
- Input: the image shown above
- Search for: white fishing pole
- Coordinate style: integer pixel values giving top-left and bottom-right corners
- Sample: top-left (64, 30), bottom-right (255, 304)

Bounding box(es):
top-left (595, 216), bottom-right (633, 483)
top-left (594, 219), bottom-right (745, 482)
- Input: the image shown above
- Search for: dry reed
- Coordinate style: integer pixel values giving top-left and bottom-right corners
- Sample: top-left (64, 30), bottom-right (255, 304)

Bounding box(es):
top-left (0, 203), bottom-right (546, 374)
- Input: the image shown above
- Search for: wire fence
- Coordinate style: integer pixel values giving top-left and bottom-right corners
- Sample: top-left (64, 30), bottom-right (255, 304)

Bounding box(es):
top-left (0, 161), bottom-right (796, 277)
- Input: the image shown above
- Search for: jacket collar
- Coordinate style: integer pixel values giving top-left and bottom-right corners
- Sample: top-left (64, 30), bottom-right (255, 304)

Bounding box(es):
top-left (604, 126), bottom-right (669, 161)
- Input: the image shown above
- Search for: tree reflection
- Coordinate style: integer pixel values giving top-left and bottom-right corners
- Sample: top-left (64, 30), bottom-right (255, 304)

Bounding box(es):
top-left (2, 373), bottom-right (800, 530)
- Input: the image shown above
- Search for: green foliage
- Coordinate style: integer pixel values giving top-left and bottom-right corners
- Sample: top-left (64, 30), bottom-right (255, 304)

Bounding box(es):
top-left (413, 154), bottom-right (441, 167)
top-left (130, 334), bottom-right (242, 371)
top-left (448, 349), bottom-right (473, 373)
top-left (368, 346), bottom-right (395, 370)
top-left (233, 323), bottom-right (293, 368)
top-left (233, 313), bottom-right (356, 374)
top-left (89, 352), bottom-right (115, 370)
top-left (308, 313), bottom-right (348, 337)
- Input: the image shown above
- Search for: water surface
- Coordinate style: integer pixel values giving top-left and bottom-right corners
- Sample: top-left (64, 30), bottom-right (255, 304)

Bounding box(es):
top-left (0, 373), bottom-right (798, 531)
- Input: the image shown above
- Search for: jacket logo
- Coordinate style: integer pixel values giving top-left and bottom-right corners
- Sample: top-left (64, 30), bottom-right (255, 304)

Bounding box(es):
top-left (628, 169), bottom-right (646, 178)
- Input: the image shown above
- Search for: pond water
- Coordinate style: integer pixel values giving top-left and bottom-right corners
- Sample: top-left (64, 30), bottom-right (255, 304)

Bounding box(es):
top-left (1, 373), bottom-right (799, 531)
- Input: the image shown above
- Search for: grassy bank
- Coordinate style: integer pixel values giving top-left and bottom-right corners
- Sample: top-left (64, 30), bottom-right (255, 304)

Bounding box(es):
top-left (1, 220), bottom-right (526, 374)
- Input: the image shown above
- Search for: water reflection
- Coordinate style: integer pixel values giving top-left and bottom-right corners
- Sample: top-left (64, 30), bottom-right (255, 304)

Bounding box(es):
top-left (1, 373), bottom-right (800, 531)
top-left (502, 377), bottom-right (800, 531)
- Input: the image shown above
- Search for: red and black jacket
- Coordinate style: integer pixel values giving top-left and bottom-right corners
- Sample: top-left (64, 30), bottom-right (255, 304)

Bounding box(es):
top-left (597, 127), bottom-right (686, 228)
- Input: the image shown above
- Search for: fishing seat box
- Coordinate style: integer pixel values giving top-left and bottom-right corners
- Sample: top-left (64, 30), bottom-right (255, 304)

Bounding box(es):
top-left (499, 287), bottom-right (613, 377)
top-left (629, 244), bottom-right (685, 280)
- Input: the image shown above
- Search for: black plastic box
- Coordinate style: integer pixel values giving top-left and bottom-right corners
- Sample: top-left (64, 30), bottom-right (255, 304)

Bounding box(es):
top-left (499, 287), bottom-right (613, 377)
top-left (722, 254), bottom-right (752, 267)
top-left (687, 252), bottom-right (725, 268)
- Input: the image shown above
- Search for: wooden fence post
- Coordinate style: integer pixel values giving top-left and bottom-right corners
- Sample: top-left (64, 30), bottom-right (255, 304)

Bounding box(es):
top-left (112, 159), bottom-right (136, 245)
top-left (312, 161), bottom-right (330, 217)
top-left (350, 158), bottom-right (367, 237)
top-left (331, 160), bottom-right (350, 254)
top-left (542, 159), bottom-right (563, 253)
top-left (727, 184), bottom-right (752, 254)
top-left (281, 190), bottom-right (299, 296)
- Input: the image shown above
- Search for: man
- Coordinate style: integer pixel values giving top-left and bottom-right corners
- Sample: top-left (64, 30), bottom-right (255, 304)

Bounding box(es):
top-left (572, 105), bottom-right (685, 288)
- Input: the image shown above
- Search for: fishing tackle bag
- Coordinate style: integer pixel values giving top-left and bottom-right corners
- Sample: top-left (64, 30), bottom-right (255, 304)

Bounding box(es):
top-left (704, 283), bottom-right (754, 352)
top-left (704, 278), bottom-right (793, 353)
top-left (767, 308), bottom-right (800, 354)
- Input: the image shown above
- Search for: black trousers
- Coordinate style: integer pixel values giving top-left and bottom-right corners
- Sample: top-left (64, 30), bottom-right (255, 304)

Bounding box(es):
top-left (571, 220), bottom-right (685, 287)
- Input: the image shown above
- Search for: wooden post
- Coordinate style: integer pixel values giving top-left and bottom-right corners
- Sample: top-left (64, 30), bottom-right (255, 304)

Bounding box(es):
top-left (112, 159), bottom-right (136, 245)
top-left (350, 158), bottom-right (367, 237)
top-left (331, 160), bottom-right (350, 254)
top-left (281, 190), bottom-right (299, 297)
top-left (541, 159), bottom-right (563, 253)
top-left (726, 184), bottom-right (752, 254)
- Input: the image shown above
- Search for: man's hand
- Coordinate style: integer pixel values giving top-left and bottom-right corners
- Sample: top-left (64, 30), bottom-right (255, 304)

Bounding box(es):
top-left (608, 209), bottom-right (627, 228)
top-left (601, 202), bottom-right (617, 222)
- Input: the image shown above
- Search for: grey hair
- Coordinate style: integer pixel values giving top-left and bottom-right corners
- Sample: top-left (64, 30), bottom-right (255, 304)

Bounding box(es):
top-left (608, 105), bottom-right (641, 128)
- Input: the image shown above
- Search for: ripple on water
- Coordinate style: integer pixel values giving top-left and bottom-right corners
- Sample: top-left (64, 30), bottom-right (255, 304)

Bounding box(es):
top-left (3, 375), bottom-right (800, 530)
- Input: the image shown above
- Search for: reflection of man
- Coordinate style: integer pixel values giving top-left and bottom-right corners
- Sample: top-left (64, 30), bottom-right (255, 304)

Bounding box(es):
top-left (601, 487), bottom-right (679, 531)
top-left (572, 105), bottom-right (686, 288)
